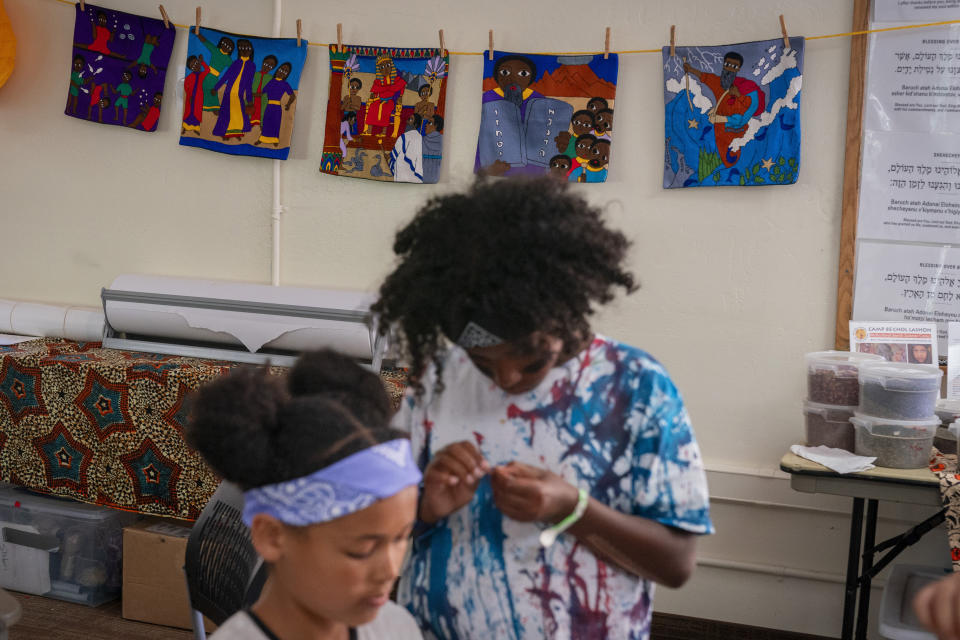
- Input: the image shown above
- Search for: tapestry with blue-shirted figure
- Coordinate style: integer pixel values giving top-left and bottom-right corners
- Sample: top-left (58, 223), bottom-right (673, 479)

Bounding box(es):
top-left (65, 2), bottom-right (175, 131)
top-left (179, 27), bottom-right (308, 160)
top-left (475, 50), bottom-right (619, 182)
top-left (319, 45), bottom-right (449, 183)
top-left (662, 37), bottom-right (804, 188)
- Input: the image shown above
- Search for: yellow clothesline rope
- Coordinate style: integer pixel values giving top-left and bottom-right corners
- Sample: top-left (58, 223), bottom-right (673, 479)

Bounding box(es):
top-left (52, 0), bottom-right (960, 55)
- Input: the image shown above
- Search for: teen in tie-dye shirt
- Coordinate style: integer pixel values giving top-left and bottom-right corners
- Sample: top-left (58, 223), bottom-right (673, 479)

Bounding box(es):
top-left (374, 177), bottom-right (713, 640)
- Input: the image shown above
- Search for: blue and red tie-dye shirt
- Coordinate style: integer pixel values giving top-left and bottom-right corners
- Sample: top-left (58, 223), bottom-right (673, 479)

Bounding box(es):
top-left (395, 335), bottom-right (713, 640)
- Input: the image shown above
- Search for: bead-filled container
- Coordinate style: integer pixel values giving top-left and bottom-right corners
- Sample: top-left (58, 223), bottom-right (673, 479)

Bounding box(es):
top-left (852, 413), bottom-right (939, 469)
top-left (806, 351), bottom-right (884, 406)
top-left (803, 401), bottom-right (856, 452)
top-left (858, 362), bottom-right (942, 420)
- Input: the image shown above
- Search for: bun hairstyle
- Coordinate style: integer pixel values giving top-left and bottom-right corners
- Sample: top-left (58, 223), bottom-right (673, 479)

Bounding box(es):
top-left (186, 350), bottom-right (404, 490)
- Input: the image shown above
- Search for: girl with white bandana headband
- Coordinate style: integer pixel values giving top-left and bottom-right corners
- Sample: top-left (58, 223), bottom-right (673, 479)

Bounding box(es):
top-left (186, 350), bottom-right (424, 640)
top-left (374, 177), bottom-right (713, 640)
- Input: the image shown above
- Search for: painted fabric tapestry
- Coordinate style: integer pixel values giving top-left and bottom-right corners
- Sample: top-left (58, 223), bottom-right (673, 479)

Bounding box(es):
top-left (65, 3), bottom-right (175, 131)
top-left (663, 37), bottom-right (804, 188)
top-left (179, 27), bottom-right (308, 160)
top-left (474, 50), bottom-right (618, 182)
top-left (320, 45), bottom-right (449, 183)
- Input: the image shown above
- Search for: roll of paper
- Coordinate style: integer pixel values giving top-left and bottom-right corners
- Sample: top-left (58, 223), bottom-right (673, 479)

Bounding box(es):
top-left (0, 299), bottom-right (105, 342)
top-left (105, 275), bottom-right (375, 359)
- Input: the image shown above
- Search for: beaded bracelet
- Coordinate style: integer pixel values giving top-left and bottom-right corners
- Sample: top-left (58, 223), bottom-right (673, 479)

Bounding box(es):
top-left (539, 488), bottom-right (589, 547)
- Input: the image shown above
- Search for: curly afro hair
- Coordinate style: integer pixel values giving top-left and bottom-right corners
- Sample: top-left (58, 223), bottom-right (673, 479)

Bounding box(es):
top-left (186, 349), bottom-right (404, 490)
top-left (373, 176), bottom-right (636, 392)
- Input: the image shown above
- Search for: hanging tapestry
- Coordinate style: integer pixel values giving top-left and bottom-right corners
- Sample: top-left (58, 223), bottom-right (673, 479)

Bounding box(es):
top-left (473, 50), bottom-right (618, 182)
top-left (319, 45), bottom-right (449, 183)
top-left (179, 27), bottom-right (308, 160)
top-left (663, 37), bottom-right (804, 188)
top-left (65, 2), bottom-right (175, 131)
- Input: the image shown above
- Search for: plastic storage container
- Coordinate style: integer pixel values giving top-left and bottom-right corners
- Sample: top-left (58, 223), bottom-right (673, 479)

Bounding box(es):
top-left (806, 351), bottom-right (884, 405)
top-left (879, 564), bottom-right (949, 639)
top-left (858, 362), bottom-right (943, 420)
top-left (933, 427), bottom-right (957, 455)
top-left (0, 485), bottom-right (136, 606)
top-left (803, 401), bottom-right (856, 451)
top-left (852, 414), bottom-right (939, 469)
top-left (934, 398), bottom-right (960, 426)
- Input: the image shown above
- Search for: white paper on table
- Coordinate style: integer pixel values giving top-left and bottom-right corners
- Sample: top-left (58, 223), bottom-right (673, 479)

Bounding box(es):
top-left (852, 240), bottom-right (960, 354)
top-left (857, 131), bottom-right (960, 243)
top-left (0, 334), bottom-right (38, 346)
top-left (849, 320), bottom-right (938, 363)
top-left (0, 299), bottom-right (104, 343)
top-left (106, 275), bottom-right (375, 358)
top-left (0, 522), bottom-right (51, 595)
top-left (864, 23), bottom-right (960, 135)
top-left (949, 322), bottom-right (960, 399)
top-left (874, 0), bottom-right (960, 23)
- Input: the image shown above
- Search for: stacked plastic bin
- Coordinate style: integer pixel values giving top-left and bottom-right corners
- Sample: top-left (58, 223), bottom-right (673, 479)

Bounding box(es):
top-left (804, 351), bottom-right (884, 452)
top-left (851, 361), bottom-right (943, 468)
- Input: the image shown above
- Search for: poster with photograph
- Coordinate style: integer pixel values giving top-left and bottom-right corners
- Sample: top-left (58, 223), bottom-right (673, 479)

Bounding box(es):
top-left (849, 320), bottom-right (938, 363)
top-left (662, 37), bottom-right (804, 188)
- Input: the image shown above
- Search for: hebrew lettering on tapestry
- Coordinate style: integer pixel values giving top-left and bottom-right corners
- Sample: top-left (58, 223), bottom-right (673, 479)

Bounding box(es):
top-left (179, 27), bottom-right (308, 160)
top-left (662, 37), bottom-right (804, 188)
top-left (474, 50), bottom-right (618, 183)
top-left (65, 3), bottom-right (175, 132)
top-left (319, 45), bottom-right (449, 183)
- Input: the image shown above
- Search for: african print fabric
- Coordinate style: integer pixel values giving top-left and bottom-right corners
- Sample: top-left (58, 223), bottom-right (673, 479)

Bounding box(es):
top-left (0, 339), bottom-right (409, 520)
top-left (65, 3), bottom-right (175, 131)
top-left (930, 447), bottom-right (960, 570)
top-left (319, 45), bottom-right (449, 183)
top-left (179, 27), bottom-right (308, 160)
top-left (394, 335), bottom-right (713, 640)
top-left (663, 37), bottom-right (804, 188)
top-left (474, 50), bottom-right (618, 182)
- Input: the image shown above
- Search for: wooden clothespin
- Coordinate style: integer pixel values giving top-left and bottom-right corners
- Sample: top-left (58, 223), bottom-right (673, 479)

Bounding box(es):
top-left (296, 19), bottom-right (302, 47)
top-left (603, 27), bottom-right (610, 60)
top-left (779, 14), bottom-right (790, 49)
top-left (670, 25), bottom-right (676, 57)
top-left (195, 7), bottom-right (201, 35)
top-left (79, 0), bottom-right (85, 11)
top-left (336, 23), bottom-right (342, 53)
top-left (158, 5), bottom-right (170, 29)
top-left (439, 29), bottom-right (446, 58)
top-left (488, 30), bottom-right (494, 61)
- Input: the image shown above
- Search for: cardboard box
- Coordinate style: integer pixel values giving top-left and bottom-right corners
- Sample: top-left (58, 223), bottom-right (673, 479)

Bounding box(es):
top-left (122, 519), bottom-right (216, 631)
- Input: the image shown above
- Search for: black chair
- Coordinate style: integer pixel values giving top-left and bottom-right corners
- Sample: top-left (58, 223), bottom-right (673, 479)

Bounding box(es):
top-left (184, 481), bottom-right (266, 639)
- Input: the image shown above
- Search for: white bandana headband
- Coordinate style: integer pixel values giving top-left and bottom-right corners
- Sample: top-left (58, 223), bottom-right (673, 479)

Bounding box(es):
top-left (456, 321), bottom-right (504, 349)
top-left (242, 439), bottom-right (422, 527)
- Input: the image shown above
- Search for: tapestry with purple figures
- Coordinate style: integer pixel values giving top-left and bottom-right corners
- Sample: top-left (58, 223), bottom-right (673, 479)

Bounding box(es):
top-left (66, 3), bottom-right (175, 132)
top-left (179, 27), bottom-right (308, 160)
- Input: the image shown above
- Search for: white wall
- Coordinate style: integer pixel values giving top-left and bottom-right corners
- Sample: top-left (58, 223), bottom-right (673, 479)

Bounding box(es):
top-left (1, 0), bottom-right (949, 636)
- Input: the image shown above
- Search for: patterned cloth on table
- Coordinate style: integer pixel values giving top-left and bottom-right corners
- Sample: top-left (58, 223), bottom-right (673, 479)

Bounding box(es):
top-left (474, 50), bottom-right (618, 182)
top-left (65, 3), bottom-right (175, 131)
top-left (179, 27), bottom-right (308, 160)
top-left (319, 45), bottom-right (449, 183)
top-left (930, 447), bottom-right (960, 569)
top-left (0, 339), bottom-right (408, 520)
top-left (662, 38), bottom-right (804, 188)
